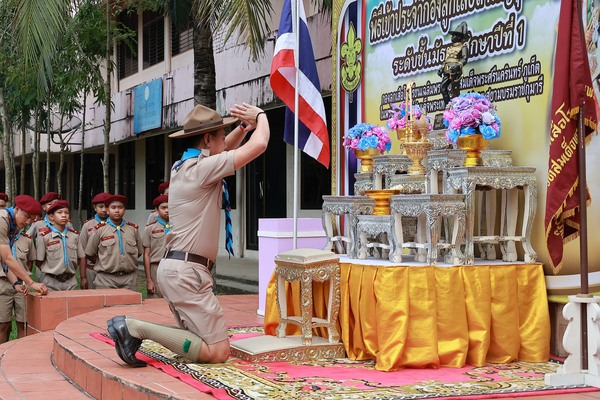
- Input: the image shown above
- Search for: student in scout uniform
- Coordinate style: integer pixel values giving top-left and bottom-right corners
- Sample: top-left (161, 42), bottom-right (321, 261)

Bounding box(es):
top-left (27, 192), bottom-right (62, 240)
top-left (85, 194), bottom-right (143, 291)
top-left (0, 228), bottom-right (35, 343)
top-left (107, 103), bottom-right (269, 367)
top-left (78, 192), bottom-right (112, 290)
top-left (142, 194), bottom-right (170, 298)
top-left (0, 193), bottom-right (8, 209)
top-left (146, 181), bottom-right (169, 225)
top-left (36, 200), bottom-right (84, 291)
top-left (0, 195), bottom-right (48, 296)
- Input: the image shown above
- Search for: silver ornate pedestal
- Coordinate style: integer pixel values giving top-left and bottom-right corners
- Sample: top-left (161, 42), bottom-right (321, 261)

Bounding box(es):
top-left (321, 195), bottom-right (375, 257)
top-left (481, 149), bottom-right (513, 167)
top-left (354, 172), bottom-right (373, 195)
top-left (390, 194), bottom-right (466, 264)
top-left (372, 155), bottom-right (412, 189)
top-left (427, 149), bottom-right (466, 194)
top-left (427, 129), bottom-right (453, 150)
top-left (275, 249), bottom-right (341, 346)
top-left (388, 174), bottom-right (428, 194)
top-left (445, 166), bottom-right (537, 265)
top-left (355, 215), bottom-right (399, 262)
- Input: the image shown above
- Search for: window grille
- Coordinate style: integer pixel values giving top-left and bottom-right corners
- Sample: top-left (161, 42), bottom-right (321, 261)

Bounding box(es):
top-left (172, 17), bottom-right (193, 56)
top-left (118, 11), bottom-right (138, 79)
top-left (143, 11), bottom-right (165, 69)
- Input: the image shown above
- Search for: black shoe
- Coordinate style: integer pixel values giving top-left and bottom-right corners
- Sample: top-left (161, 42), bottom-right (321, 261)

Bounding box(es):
top-left (107, 317), bottom-right (146, 367)
top-left (106, 316), bottom-right (127, 361)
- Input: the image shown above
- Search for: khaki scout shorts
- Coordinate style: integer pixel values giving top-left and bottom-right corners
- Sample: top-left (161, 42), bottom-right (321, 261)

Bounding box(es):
top-left (0, 278), bottom-right (25, 323)
top-left (157, 258), bottom-right (228, 345)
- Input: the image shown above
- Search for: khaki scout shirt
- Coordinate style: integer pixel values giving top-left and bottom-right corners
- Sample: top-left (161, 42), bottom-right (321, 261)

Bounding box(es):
top-left (85, 220), bottom-right (143, 274)
top-left (78, 217), bottom-right (106, 262)
top-left (142, 220), bottom-right (169, 263)
top-left (0, 233), bottom-right (35, 278)
top-left (37, 227), bottom-right (84, 275)
top-left (27, 217), bottom-right (73, 241)
top-left (167, 149), bottom-right (235, 261)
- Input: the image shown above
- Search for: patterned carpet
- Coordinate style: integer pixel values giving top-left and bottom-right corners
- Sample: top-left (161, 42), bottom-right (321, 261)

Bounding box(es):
top-left (93, 327), bottom-right (598, 400)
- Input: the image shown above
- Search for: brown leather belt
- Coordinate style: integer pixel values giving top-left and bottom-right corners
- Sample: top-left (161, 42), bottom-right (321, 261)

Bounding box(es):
top-left (46, 272), bottom-right (75, 282)
top-left (164, 250), bottom-right (214, 271)
top-left (106, 270), bottom-right (135, 277)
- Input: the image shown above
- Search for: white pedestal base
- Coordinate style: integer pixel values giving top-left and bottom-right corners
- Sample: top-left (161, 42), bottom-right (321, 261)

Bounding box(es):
top-left (545, 295), bottom-right (600, 387)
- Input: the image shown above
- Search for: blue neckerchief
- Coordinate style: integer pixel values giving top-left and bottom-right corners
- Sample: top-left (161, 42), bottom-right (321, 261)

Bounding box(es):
top-left (3, 208), bottom-right (18, 273)
top-left (156, 217), bottom-right (171, 234)
top-left (44, 215), bottom-right (51, 227)
top-left (172, 148), bottom-right (201, 170)
top-left (48, 224), bottom-right (70, 268)
top-left (106, 219), bottom-right (125, 254)
top-left (94, 214), bottom-right (106, 224)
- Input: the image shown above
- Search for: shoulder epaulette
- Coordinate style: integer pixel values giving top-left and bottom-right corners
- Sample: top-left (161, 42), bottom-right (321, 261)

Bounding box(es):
top-left (68, 228), bottom-right (79, 234)
top-left (32, 217), bottom-right (41, 223)
top-left (94, 222), bottom-right (104, 229)
top-left (21, 233), bottom-right (32, 239)
top-left (39, 227), bottom-right (51, 236)
top-left (127, 221), bottom-right (139, 229)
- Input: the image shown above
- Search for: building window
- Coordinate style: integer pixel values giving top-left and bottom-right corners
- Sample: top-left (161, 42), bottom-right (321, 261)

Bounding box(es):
top-left (143, 11), bottom-right (164, 69)
top-left (118, 11), bottom-right (138, 79)
top-left (118, 141), bottom-right (135, 207)
top-left (171, 17), bottom-right (193, 56)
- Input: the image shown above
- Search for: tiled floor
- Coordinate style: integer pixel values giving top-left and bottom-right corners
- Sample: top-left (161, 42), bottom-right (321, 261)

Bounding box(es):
top-left (0, 294), bottom-right (599, 399)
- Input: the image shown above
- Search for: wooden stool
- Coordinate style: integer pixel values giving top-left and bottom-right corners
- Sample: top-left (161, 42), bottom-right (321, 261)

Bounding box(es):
top-left (274, 248), bottom-right (340, 346)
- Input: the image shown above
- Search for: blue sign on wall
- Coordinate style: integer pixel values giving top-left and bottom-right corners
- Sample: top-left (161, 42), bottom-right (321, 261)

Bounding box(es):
top-left (133, 78), bottom-right (163, 134)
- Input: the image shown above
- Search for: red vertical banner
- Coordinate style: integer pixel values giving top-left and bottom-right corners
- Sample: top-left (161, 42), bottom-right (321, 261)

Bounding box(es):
top-left (545, 0), bottom-right (598, 274)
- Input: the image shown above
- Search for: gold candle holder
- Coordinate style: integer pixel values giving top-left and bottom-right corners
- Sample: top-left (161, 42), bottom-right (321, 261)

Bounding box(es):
top-left (403, 140), bottom-right (433, 175)
top-left (363, 189), bottom-right (401, 215)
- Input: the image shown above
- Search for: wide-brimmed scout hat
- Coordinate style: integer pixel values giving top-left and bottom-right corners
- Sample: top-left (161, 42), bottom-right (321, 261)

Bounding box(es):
top-left (169, 105), bottom-right (237, 139)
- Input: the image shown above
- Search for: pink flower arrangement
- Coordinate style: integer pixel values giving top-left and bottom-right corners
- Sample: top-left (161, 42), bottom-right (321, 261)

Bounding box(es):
top-left (443, 92), bottom-right (502, 143)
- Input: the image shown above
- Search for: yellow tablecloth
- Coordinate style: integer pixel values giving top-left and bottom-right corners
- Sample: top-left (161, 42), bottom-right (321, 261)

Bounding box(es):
top-left (264, 262), bottom-right (550, 371)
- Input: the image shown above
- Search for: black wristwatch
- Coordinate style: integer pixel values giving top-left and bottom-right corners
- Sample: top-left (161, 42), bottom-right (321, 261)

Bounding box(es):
top-left (12, 279), bottom-right (23, 289)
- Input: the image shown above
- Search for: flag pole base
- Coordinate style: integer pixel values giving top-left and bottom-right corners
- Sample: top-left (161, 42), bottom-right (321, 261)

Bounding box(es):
top-left (545, 295), bottom-right (600, 388)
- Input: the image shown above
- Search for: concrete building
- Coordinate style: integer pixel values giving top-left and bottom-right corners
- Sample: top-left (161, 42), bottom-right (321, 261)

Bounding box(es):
top-left (1, 1), bottom-right (333, 261)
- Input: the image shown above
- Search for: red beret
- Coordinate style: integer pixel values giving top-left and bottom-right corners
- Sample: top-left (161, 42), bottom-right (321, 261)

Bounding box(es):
top-left (0, 193), bottom-right (8, 202)
top-left (47, 200), bottom-right (70, 214)
top-left (14, 195), bottom-right (43, 216)
top-left (152, 195), bottom-right (168, 208)
top-left (104, 194), bottom-right (128, 206)
top-left (39, 192), bottom-right (62, 205)
top-left (91, 192), bottom-right (112, 204)
top-left (158, 181), bottom-right (170, 194)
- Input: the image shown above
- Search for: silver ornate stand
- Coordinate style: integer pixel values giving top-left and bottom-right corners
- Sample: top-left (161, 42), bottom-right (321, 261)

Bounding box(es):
top-left (355, 215), bottom-right (399, 262)
top-left (372, 155), bottom-right (412, 189)
top-left (321, 196), bottom-right (375, 257)
top-left (390, 194), bottom-right (466, 264)
top-left (445, 166), bottom-right (537, 265)
top-left (354, 172), bottom-right (373, 195)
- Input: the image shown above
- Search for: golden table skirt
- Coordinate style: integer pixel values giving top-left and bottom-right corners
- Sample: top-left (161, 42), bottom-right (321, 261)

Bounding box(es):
top-left (264, 262), bottom-right (550, 371)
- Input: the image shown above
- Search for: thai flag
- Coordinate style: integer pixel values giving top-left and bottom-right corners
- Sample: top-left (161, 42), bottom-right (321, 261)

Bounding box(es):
top-left (270, 0), bottom-right (330, 168)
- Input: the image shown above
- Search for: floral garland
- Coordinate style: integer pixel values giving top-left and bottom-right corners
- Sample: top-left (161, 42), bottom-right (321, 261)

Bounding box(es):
top-left (443, 92), bottom-right (502, 143)
top-left (343, 123), bottom-right (392, 153)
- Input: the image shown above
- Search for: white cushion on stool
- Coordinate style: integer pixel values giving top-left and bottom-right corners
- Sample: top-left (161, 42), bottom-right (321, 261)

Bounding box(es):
top-left (275, 248), bottom-right (339, 265)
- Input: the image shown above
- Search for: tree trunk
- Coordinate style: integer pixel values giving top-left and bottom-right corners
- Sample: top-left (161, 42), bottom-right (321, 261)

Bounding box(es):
top-left (102, 0), bottom-right (112, 193)
top-left (0, 88), bottom-right (14, 199)
top-left (20, 117), bottom-right (26, 194)
top-left (193, 21), bottom-right (216, 109)
top-left (33, 106), bottom-right (40, 200)
top-left (45, 101), bottom-right (51, 194)
top-left (78, 95), bottom-right (87, 224)
top-left (57, 113), bottom-right (65, 195)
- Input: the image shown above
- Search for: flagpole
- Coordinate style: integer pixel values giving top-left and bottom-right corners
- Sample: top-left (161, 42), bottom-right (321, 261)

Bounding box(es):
top-left (292, 0), bottom-right (300, 250)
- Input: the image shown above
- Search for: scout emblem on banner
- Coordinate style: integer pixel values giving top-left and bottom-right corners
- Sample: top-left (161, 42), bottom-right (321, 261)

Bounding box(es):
top-left (545, 0), bottom-right (598, 274)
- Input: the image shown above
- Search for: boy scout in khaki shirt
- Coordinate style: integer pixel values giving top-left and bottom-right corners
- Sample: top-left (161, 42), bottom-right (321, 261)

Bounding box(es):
top-left (78, 192), bottom-right (111, 290)
top-left (85, 194), bottom-right (143, 291)
top-left (36, 200), bottom-right (84, 291)
top-left (142, 194), bottom-right (170, 298)
top-left (0, 231), bottom-right (35, 343)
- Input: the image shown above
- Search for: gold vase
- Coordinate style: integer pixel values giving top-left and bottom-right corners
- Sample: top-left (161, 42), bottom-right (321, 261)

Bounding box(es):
top-left (403, 140), bottom-right (433, 175)
top-left (457, 133), bottom-right (486, 167)
top-left (364, 189), bottom-right (401, 215)
top-left (354, 148), bottom-right (381, 172)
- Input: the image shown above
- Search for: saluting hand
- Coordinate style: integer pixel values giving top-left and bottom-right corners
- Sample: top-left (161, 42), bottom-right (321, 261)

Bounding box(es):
top-left (230, 103), bottom-right (265, 132)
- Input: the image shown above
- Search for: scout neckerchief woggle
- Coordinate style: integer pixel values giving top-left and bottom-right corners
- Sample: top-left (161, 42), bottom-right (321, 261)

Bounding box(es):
top-left (156, 217), bottom-right (171, 234)
top-left (48, 223), bottom-right (70, 268)
top-left (106, 219), bottom-right (125, 254)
